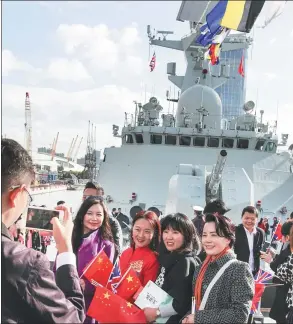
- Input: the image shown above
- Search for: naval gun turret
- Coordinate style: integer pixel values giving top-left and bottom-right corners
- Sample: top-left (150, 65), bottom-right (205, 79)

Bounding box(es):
top-left (207, 150), bottom-right (228, 201)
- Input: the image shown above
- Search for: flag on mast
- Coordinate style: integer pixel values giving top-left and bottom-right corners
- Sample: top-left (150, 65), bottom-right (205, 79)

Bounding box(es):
top-left (149, 52), bottom-right (156, 72)
top-left (238, 53), bottom-right (245, 77)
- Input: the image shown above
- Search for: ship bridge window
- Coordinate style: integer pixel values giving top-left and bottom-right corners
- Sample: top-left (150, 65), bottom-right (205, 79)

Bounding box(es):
top-left (180, 136), bottom-right (191, 146)
top-left (255, 139), bottom-right (265, 151)
top-left (193, 137), bottom-right (205, 147)
top-left (135, 134), bottom-right (144, 144)
top-left (222, 138), bottom-right (234, 148)
top-left (237, 138), bottom-right (249, 149)
top-left (265, 142), bottom-right (276, 152)
top-left (165, 135), bottom-right (177, 145)
top-left (207, 137), bottom-right (219, 148)
top-left (150, 134), bottom-right (162, 144)
top-left (125, 134), bottom-right (133, 144)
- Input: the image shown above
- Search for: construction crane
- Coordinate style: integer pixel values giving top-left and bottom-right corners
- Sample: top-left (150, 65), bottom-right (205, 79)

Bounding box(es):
top-left (73, 137), bottom-right (83, 162)
top-left (67, 138), bottom-right (74, 162)
top-left (84, 121), bottom-right (97, 181)
top-left (51, 132), bottom-right (59, 161)
top-left (24, 92), bottom-right (32, 157)
top-left (69, 135), bottom-right (78, 161)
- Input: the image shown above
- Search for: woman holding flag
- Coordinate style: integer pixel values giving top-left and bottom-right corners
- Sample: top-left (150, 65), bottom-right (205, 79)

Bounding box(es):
top-left (182, 213), bottom-right (254, 324)
top-left (120, 210), bottom-right (161, 287)
top-left (277, 225), bottom-right (293, 323)
top-left (71, 197), bottom-right (116, 323)
top-left (261, 221), bottom-right (293, 323)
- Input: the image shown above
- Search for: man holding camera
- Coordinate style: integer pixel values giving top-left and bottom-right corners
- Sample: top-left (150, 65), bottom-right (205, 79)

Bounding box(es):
top-left (2, 138), bottom-right (85, 323)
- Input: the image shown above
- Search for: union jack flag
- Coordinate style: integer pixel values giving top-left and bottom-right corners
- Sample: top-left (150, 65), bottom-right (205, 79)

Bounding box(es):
top-left (106, 259), bottom-right (121, 293)
top-left (254, 269), bottom-right (274, 283)
top-left (149, 52), bottom-right (156, 72)
top-left (250, 269), bottom-right (274, 314)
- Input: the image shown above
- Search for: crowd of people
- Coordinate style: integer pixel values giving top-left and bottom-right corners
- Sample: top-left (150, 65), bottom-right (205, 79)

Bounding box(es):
top-left (2, 137), bottom-right (293, 323)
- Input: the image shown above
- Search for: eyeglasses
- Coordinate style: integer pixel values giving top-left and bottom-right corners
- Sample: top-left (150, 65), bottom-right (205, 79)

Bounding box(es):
top-left (84, 195), bottom-right (104, 202)
top-left (10, 185), bottom-right (33, 205)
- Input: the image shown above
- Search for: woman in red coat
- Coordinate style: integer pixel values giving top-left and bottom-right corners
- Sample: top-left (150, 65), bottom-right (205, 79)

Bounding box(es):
top-left (120, 210), bottom-right (161, 286)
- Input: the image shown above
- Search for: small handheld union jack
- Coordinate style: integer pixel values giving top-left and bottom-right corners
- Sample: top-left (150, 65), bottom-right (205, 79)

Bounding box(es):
top-left (106, 259), bottom-right (121, 293)
top-left (250, 269), bottom-right (274, 314)
top-left (149, 52), bottom-right (156, 72)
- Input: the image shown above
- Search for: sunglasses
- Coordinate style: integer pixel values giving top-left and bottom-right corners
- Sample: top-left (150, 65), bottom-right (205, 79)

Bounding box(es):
top-left (84, 195), bottom-right (104, 202)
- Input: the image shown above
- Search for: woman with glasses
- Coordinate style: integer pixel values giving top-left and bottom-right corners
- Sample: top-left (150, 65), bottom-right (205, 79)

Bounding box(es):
top-left (71, 197), bottom-right (115, 323)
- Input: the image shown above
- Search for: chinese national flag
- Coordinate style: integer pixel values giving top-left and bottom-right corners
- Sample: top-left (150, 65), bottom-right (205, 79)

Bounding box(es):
top-left (115, 267), bottom-right (142, 301)
top-left (82, 250), bottom-right (113, 287)
top-left (238, 54), bottom-right (245, 77)
top-left (273, 222), bottom-right (282, 241)
top-left (87, 285), bottom-right (146, 323)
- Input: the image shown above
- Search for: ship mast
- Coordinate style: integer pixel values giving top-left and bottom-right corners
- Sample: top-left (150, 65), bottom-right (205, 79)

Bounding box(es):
top-left (24, 92), bottom-right (32, 157)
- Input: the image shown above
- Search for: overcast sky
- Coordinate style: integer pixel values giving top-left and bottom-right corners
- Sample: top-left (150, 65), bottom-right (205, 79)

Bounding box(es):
top-left (2, 1), bottom-right (293, 157)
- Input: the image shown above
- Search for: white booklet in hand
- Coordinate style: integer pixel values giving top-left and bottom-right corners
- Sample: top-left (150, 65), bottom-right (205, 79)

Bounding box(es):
top-left (135, 280), bottom-right (173, 323)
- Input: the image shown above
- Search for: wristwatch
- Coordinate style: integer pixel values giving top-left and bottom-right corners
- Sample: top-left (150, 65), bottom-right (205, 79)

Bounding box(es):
top-left (156, 309), bottom-right (161, 318)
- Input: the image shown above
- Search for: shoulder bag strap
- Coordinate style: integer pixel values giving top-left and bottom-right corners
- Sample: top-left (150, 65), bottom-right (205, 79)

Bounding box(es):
top-left (199, 259), bottom-right (237, 310)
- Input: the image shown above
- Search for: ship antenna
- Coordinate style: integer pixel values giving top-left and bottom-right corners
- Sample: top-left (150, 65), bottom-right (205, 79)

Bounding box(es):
top-left (276, 100), bottom-right (279, 133)
top-left (255, 88), bottom-right (259, 116)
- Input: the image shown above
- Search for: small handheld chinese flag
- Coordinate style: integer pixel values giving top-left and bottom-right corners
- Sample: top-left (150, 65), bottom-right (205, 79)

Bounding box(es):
top-left (115, 267), bottom-right (142, 301)
top-left (87, 285), bottom-right (146, 323)
top-left (81, 250), bottom-right (113, 287)
top-left (272, 222), bottom-right (282, 241)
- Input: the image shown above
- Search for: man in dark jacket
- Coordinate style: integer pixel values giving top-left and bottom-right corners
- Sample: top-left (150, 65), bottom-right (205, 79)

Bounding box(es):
top-left (191, 205), bottom-right (204, 237)
top-left (261, 221), bottom-right (293, 323)
top-left (116, 208), bottom-right (130, 230)
top-left (1, 138), bottom-right (85, 323)
top-left (82, 182), bottom-right (123, 254)
top-left (234, 206), bottom-right (265, 276)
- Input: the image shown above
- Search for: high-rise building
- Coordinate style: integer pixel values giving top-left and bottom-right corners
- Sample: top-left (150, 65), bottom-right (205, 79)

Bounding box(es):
top-left (215, 47), bottom-right (248, 121)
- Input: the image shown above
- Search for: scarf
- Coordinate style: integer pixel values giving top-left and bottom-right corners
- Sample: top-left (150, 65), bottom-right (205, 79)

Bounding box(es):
top-left (194, 246), bottom-right (230, 310)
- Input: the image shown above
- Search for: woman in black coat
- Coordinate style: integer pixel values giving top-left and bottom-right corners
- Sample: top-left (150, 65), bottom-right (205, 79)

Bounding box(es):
top-left (143, 213), bottom-right (201, 323)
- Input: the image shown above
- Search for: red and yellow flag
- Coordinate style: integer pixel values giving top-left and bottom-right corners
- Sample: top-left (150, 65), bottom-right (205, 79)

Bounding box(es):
top-left (87, 285), bottom-right (146, 323)
top-left (115, 267), bottom-right (142, 301)
top-left (81, 250), bottom-right (113, 287)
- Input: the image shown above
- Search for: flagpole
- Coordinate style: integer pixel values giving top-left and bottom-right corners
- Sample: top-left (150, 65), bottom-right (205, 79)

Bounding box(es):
top-left (115, 265), bottom-right (132, 288)
top-left (79, 245), bottom-right (105, 279)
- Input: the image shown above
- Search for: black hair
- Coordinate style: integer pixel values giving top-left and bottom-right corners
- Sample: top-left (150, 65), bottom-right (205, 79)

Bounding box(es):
top-left (161, 213), bottom-right (201, 253)
top-left (241, 206), bottom-right (259, 218)
top-left (83, 181), bottom-right (98, 191)
top-left (204, 199), bottom-right (230, 215)
top-left (72, 197), bottom-right (113, 254)
top-left (204, 213), bottom-right (236, 248)
top-left (1, 138), bottom-right (35, 194)
top-left (281, 222), bottom-right (293, 236)
top-left (57, 200), bottom-right (65, 206)
top-left (290, 212), bottom-right (293, 220)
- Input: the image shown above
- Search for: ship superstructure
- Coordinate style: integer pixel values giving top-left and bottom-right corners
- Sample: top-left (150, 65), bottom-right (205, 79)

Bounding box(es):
top-left (97, 3), bottom-right (293, 222)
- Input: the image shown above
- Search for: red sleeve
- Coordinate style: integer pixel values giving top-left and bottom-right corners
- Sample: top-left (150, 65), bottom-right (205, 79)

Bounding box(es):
top-left (140, 256), bottom-right (159, 287)
top-left (120, 248), bottom-right (132, 274)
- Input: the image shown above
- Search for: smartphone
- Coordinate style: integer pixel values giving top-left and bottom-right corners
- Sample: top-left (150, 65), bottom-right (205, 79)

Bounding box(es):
top-left (26, 207), bottom-right (64, 231)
